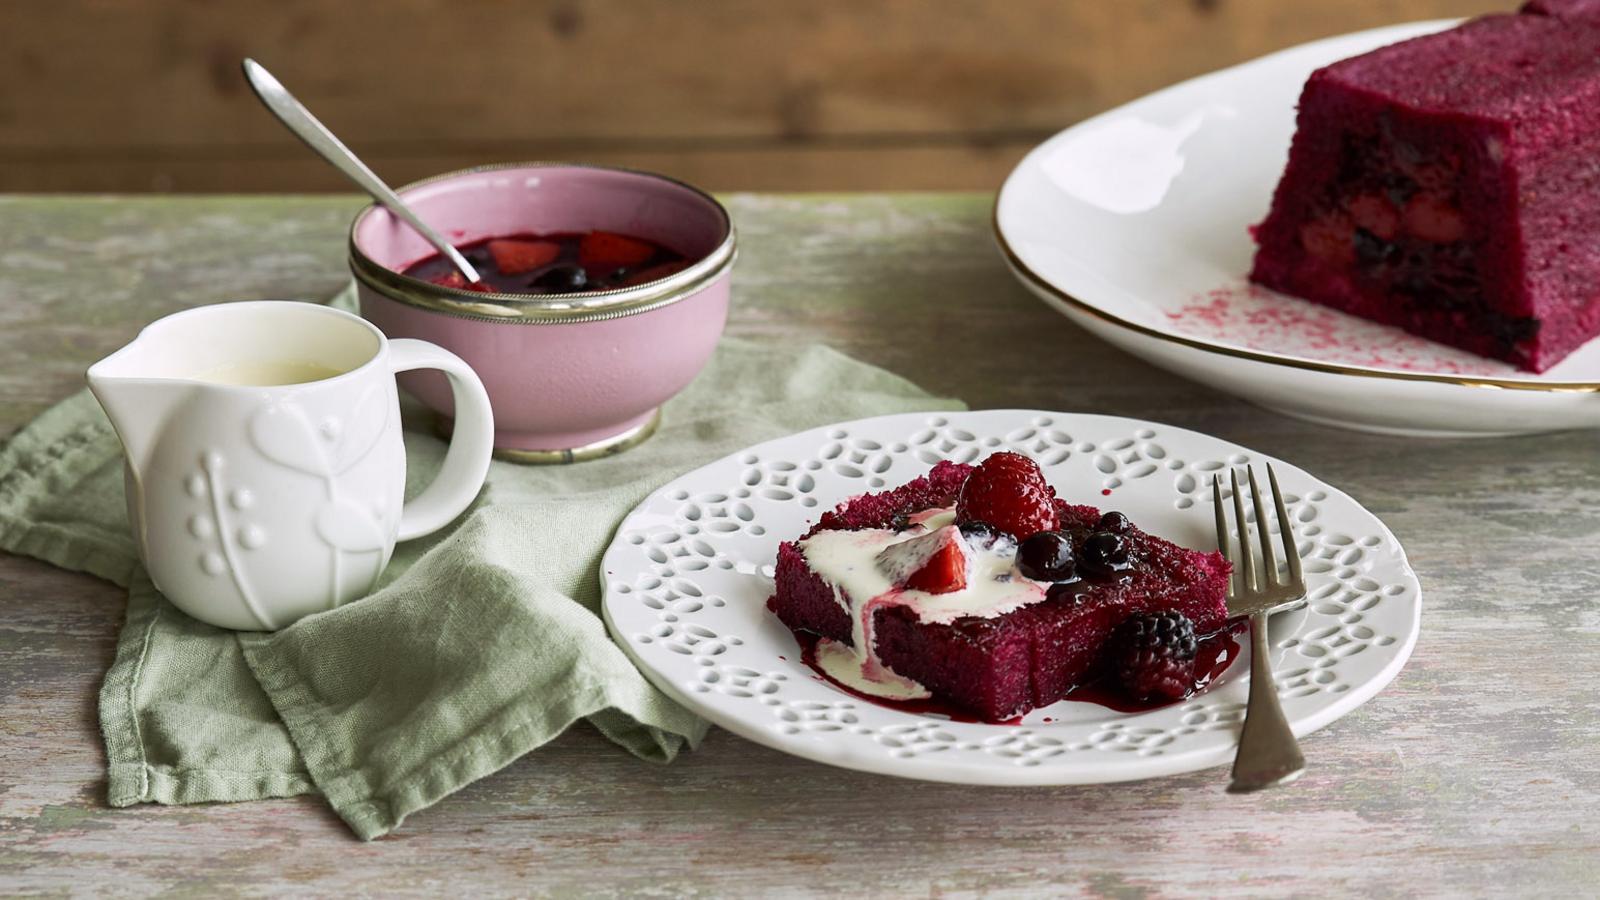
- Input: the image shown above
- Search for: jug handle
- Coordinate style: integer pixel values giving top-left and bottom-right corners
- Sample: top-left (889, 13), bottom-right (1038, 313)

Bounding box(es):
top-left (388, 339), bottom-right (495, 541)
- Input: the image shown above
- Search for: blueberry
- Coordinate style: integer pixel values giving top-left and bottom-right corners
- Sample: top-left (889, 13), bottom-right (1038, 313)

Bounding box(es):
top-left (607, 266), bottom-right (632, 285)
top-left (1097, 511), bottom-right (1131, 534)
top-left (889, 513), bottom-right (912, 532)
top-left (1080, 531), bottom-right (1131, 575)
top-left (1017, 531), bottom-right (1075, 582)
top-left (530, 264), bottom-right (589, 292)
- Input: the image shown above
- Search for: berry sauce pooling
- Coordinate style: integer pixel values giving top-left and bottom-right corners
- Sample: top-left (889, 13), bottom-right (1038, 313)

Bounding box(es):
top-left (792, 622), bottom-right (1244, 718)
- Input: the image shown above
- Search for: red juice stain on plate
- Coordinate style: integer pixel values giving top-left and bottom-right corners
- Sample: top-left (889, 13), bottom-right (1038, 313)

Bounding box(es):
top-left (1101, 489), bottom-right (1112, 496)
top-left (788, 622), bottom-right (1244, 721)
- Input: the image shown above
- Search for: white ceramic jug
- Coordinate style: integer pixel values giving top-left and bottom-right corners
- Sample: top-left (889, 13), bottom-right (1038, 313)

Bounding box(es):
top-left (87, 301), bottom-right (495, 630)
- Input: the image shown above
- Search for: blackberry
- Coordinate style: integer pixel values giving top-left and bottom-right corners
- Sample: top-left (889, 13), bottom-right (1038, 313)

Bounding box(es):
top-left (1109, 611), bottom-right (1199, 702)
top-left (1017, 531), bottom-right (1075, 582)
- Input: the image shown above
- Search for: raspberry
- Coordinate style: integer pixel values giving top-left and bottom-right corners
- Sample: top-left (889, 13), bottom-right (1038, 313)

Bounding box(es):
top-left (1109, 611), bottom-right (1199, 702)
top-left (955, 452), bottom-right (1059, 540)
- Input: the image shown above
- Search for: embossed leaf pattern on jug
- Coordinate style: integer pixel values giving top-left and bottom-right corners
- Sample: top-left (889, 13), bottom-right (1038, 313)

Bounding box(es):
top-left (249, 384), bottom-right (389, 481)
top-left (315, 498), bottom-right (387, 553)
top-left (247, 384), bottom-right (392, 607)
top-left (184, 450), bottom-right (278, 629)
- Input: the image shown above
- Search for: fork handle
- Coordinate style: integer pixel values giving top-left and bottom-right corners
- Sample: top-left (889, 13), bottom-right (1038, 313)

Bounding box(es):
top-left (1228, 610), bottom-right (1306, 793)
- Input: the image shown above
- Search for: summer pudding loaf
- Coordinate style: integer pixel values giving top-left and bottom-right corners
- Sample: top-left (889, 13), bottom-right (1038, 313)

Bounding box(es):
top-left (768, 454), bottom-right (1232, 722)
top-left (1250, 3), bottom-right (1600, 371)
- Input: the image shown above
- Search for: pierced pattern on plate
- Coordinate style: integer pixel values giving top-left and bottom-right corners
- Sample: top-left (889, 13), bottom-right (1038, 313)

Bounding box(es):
top-left (603, 411), bottom-right (1419, 783)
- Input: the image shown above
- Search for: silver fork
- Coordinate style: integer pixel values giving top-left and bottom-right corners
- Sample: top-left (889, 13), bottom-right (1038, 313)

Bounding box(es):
top-left (1213, 465), bottom-right (1308, 793)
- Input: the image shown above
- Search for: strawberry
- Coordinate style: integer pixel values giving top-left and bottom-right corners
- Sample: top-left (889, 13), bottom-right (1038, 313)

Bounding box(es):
top-left (1299, 215), bottom-right (1355, 266)
top-left (875, 525), bottom-right (968, 594)
top-left (487, 239), bottom-right (562, 275)
top-left (1402, 194), bottom-right (1466, 243)
top-left (955, 452), bottom-right (1059, 540)
top-left (906, 541), bottom-right (967, 594)
top-left (1346, 193), bottom-right (1400, 240)
top-left (579, 231), bottom-right (656, 269)
top-left (428, 271), bottom-right (494, 293)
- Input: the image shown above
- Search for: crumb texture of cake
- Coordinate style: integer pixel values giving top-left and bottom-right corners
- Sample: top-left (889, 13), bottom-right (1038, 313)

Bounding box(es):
top-left (767, 460), bottom-right (1230, 722)
top-left (1249, 5), bottom-right (1600, 372)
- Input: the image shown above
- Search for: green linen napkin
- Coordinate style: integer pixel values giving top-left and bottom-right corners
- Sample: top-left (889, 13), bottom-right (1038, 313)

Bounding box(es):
top-left (0, 288), bottom-right (964, 840)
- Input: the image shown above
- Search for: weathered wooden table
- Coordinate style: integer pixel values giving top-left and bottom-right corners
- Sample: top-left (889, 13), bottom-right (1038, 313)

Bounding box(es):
top-left (1, 194), bottom-right (1595, 897)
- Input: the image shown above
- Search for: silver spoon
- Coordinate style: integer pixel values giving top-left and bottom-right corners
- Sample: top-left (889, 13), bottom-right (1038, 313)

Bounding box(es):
top-left (241, 58), bottom-right (481, 284)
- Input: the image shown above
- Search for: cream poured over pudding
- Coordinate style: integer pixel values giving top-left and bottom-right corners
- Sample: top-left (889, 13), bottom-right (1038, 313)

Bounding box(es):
top-left (798, 507), bottom-right (1051, 699)
top-left (769, 455), bottom-right (1234, 721)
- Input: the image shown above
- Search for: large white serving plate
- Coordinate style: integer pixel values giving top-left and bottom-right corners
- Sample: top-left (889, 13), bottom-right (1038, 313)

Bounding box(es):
top-left (996, 20), bottom-right (1600, 437)
top-left (601, 410), bottom-right (1420, 785)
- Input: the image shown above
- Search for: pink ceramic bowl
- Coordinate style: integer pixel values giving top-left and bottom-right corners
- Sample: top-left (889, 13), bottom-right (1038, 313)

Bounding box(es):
top-left (350, 163), bottom-right (735, 462)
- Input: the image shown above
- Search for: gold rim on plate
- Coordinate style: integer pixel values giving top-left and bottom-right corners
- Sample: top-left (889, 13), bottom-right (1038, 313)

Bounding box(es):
top-left (991, 203), bottom-right (1600, 395)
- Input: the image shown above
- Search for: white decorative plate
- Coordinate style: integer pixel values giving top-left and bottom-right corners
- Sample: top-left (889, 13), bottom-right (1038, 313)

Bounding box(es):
top-left (601, 410), bottom-right (1420, 785)
top-left (995, 20), bottom-right (1600, 437)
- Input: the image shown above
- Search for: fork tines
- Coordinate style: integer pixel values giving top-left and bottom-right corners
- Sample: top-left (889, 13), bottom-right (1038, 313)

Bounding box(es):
top-left (1212, 464), bottom-right (1305, 604)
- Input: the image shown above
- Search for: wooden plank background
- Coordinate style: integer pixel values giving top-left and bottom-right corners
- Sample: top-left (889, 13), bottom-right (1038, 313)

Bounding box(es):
top-left (0, 0), bottom-right (1505, 193)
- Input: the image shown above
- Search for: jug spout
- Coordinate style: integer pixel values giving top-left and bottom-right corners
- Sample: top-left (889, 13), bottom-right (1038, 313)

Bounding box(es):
top-left (87, 343), bottom-right (196, 475)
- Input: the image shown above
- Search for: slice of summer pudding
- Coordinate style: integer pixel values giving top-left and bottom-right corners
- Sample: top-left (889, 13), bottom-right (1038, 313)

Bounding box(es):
top-left (767, 455), bottom-right (1232, 722)
top-left (1250, 4), bottom-right (1600, 372)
